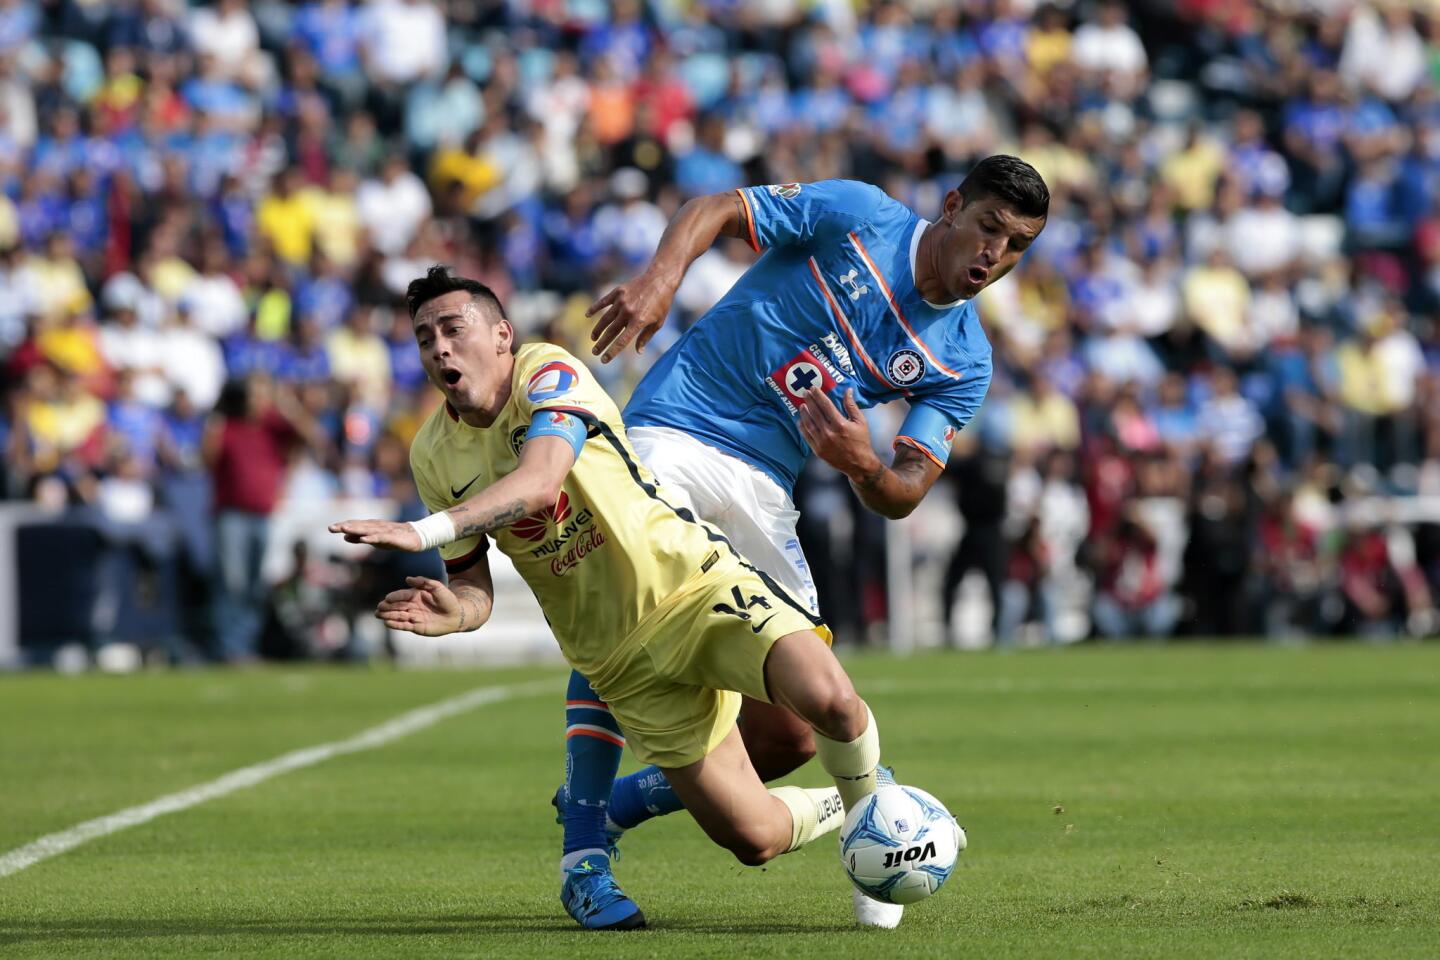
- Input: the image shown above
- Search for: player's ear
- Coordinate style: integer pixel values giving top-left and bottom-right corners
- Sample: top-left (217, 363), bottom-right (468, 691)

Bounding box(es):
top-left (944, 189), bottom-right (964, 226)
top-left (494, 318), bottom-right (514, 356)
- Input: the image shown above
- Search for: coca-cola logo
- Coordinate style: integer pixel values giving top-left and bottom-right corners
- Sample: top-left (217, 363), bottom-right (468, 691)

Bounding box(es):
top-left (510, 491), bottom-right (572, 542)
top-left (549, 526), bottom-right (606, 576)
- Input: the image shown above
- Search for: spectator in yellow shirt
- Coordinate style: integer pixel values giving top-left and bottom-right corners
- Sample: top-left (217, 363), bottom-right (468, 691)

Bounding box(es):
top-left (1162, 123), bottom-right (1227, 212)
top-left (28, 233), bottom-right (93, 320)
top-left (1010, 373), bottom-right (1082, 456)
top-left (1027, 4), bottom-right (1073, 79)
top-left (304, 167), bottom-right (364, 268)
top-left (22, 361), bottom-right (108, 474)
top-left (326, 306), bottom-right (392, 407)
top-left (1183, 248), bottom-right (1253, 361)
top-left (256, 168), bottom-right (316, 265)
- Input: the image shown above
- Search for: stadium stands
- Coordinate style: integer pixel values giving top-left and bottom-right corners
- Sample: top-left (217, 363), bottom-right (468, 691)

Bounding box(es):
top-left (2, 0), bottom-right (1438, 665)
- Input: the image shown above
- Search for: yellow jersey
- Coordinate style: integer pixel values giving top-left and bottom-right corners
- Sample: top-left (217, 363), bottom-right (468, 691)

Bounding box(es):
top-left (409, 343), bottom-right (771, 677)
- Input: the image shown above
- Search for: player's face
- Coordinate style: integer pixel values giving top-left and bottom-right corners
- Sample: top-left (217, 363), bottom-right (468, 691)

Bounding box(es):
top-left (939, 192), bottom-right (1045, 300)
top-left (413, 291), bottom-right (514, 425)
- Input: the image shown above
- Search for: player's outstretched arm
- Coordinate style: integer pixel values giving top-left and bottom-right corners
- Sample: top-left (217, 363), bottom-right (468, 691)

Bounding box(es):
top-left (797, 388), bottom-right (943, 520)
top-left (374, 561), bottom-right (494, 636)
top-left (328, 435), bottom-right (578, 551)
top-left (588, 191), bottom-right (750, 362)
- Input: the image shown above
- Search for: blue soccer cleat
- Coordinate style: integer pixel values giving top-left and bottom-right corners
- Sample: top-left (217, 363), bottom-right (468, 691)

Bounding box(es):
top-left (560, 853), bottom-right (647, 931)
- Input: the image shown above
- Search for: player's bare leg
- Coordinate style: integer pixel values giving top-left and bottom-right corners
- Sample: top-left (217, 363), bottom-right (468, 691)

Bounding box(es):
top-left (738, 695), bottom-right (816, 780)
top-left (661, 726), bottom-right (846, 866)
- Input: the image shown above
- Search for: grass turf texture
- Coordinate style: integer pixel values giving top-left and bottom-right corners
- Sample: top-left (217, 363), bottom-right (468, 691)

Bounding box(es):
top-left (1, 646), bottom-right (1437, 959)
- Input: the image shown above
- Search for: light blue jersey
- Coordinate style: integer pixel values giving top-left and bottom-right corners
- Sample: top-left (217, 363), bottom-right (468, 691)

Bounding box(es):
top-left (625, 179), bottom-right (993, 491)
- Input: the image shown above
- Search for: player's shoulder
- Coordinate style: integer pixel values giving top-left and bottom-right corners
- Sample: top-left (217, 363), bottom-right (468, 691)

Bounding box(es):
top-left (512, 341), bottom-right (603, 409)
top-left (750, 179), bottom-right (899, 220)
top-left (514, 341), bottom-right (584, 388)
top-left (918, 301), bottom-right (993, 397)
top-left (949, 301), bottom-right (994, 367)
top-left (513, 341), bottom-right (578, 377)
top-left (807, 179), bottom-right (897, 217)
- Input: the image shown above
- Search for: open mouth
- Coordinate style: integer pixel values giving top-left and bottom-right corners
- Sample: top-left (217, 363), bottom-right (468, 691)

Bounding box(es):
top-left (442, 369), bottom-right (462, 387)
top-left (967, 266), bottom-right (990, 286)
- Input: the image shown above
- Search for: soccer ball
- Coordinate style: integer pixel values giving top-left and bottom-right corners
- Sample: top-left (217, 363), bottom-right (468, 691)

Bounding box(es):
top-left (839, 785), bottom-right (966, 905)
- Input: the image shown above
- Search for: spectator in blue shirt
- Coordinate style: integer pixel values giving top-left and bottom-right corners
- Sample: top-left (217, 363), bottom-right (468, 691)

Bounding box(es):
top-left (1346, 156), bottom-right (1408, 252)
top-left (382, 308), bottom-right (427, 394)
top-left (674, 113), bottom-right (742, 199)
top-left (295, 0), bottom-right (361, 77)
top-left (274, 315), bottom-right (332, 385)
top-left (180, 53), bottom-right (254, 132)
top-left (293, 253), bottom-right (354, 331)
top-left (107, 370), bottom-right (166, 473)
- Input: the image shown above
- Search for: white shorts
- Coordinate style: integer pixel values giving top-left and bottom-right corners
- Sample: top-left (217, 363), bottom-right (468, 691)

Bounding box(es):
top-left (628, 425), bottom-right (820, 617)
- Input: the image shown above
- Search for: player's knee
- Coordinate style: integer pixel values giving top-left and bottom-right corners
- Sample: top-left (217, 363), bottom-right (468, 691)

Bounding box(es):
top-left (727, 827), bottom-right (782, 867)
top-left (812, 682), bottom-right (865, 743)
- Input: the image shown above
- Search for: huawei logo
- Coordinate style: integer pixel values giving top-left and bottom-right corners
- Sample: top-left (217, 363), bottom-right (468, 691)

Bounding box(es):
top-left (510, 492), bottom-right (573, 542)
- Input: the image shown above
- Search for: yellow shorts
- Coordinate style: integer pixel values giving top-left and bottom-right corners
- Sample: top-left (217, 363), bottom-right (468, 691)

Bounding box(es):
top-left (589, 549), bottom-right (827, 769)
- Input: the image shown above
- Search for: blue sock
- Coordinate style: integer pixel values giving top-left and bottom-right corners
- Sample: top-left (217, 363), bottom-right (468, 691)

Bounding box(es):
top-left (561, 670), bottom-right (624, 856)
top-left (608, 764), bottom-right (686, 830)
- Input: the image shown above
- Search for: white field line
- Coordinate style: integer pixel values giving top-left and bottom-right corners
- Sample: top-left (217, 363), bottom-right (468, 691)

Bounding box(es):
top-left (0, 677), bottom-right (556, 880)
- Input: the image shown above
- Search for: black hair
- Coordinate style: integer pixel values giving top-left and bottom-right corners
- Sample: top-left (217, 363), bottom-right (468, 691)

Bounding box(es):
top-left (405, 264), bottom-right (510, 324)
top-left (957, 155), bottom-right (1050, 220)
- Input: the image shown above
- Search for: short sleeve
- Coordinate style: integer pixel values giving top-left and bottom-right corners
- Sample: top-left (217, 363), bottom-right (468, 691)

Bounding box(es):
top-left (736, 180), bottom-right (888, 253)
top-left (410, 445), bottom-right (488, 575)
top-left (513, 348), bottom-right (616, 427)
top-left (895, 373), bottom-right (992, 470)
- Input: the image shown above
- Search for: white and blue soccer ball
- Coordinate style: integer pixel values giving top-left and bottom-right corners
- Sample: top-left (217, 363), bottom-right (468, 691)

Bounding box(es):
top-left (839, 785), bottom-right (966, 905)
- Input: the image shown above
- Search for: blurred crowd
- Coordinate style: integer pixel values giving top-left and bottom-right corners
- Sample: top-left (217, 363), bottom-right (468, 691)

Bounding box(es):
top-left (2, 0), bottom-right (1438, 663)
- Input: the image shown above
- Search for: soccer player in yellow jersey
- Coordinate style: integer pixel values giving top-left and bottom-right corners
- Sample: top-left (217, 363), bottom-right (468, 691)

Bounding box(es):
top-left (330, 267), bottom-right (890, 930)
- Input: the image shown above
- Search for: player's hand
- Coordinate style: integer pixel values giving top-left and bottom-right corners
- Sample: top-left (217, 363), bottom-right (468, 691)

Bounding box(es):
top-left (797, 388), bottom-right (884, 481)
top-left (375, 576), bottom-right (462, 636)
top-left (586, 269), bottom-right (678, 362)
top-left (328, 519), bottom-right (422, 551)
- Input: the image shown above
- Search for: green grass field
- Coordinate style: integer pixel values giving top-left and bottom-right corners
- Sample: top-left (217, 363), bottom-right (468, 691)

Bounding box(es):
top-left (2, 646), bottom-right (1438, 959)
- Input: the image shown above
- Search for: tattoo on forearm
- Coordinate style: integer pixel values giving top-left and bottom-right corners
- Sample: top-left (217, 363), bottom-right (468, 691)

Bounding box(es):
top-left (853, 463), bottom-right (887, 491)
top-left (449, 499), bottom-right (527, 540)
top-left (722, 193), bottom-right (747, 239)
top-left (451, 584), bottom-right (490, 632)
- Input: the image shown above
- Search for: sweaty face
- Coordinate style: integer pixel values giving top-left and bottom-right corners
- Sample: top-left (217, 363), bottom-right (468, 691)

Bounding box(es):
top-left (938, 193), bottom-right (1045, 301)
top-left (413, 290), bottom-right (512, 423)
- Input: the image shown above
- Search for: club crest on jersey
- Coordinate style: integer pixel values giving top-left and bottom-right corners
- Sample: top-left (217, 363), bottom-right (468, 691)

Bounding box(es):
top-left (526, 361), bottom-right (578, 402)
top-left (767, 182), bottom-right (802, 199)
top-left (765, 346), bottom-right (846, 414)
top-left (887, 348), bottom-right (926, 386)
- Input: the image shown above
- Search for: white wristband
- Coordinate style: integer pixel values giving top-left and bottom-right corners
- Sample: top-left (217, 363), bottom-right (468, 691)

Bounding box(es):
top-left (409, 512), bottom-right (457, 551)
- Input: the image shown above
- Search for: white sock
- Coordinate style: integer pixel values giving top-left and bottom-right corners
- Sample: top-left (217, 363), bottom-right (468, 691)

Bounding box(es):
top-left (813, 704), bottom-right (882, 809)
top-left (770, 785), bottom-right (846, 853)
top-left (559, 847), bottom-right (608, 874)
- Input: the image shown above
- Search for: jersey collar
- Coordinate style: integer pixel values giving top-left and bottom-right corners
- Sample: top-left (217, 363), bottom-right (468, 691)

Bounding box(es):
top-left (910, 219), bottom-right (967, 311)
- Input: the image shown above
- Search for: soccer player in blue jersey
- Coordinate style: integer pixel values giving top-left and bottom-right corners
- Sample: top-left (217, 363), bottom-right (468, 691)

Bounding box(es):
top-left (555, 156), bottom-right (1048, 929)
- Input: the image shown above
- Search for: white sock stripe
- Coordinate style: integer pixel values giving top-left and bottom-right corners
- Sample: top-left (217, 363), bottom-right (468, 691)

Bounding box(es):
top-left (0, 678), bottom-right (556, 880)
top-left (565, 723), bottom-right (625, 741)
